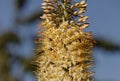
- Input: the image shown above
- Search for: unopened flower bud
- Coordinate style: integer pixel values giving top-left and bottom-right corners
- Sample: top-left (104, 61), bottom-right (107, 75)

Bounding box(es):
top-left (41, 3), bottom-right (48, 6)
top-left (75, 3), bottom-right (80, 7)
top-left (80, 23), bottom-right (89, 30)
top-left (48, 17), bottom-right (53, 20)
top-left (70, 20), bottom-right (75, 25)
top-left (48, 6), bottom-right (54, 10)
top-left (41, 6), bottom-right (47, 10)
top-left (73, 11), bottom-right (79, 16)
top-left (46, 14), bottom-right (52, 17)
top-left (70, 5), bottom-right (74, 9)
top-left (43, 0), bottom-right (51, 3)
top-left (80, 0), bottom-right (86, 5)
top-left (78, 15), bottom-right (89, 22)
top-left (43, 9), bottom-right (50, 13)
top-left (52, 13), bottom-right (57, 17)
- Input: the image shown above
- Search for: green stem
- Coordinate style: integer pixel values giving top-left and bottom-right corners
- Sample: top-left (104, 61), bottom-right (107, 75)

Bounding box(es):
top-left (61, 3), bottom-right (68, 22)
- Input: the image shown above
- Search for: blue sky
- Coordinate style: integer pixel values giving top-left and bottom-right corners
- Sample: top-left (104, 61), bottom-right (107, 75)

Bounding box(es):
top-left (0, 0), bottom-right (120, 81)
top-left (87, 0), bottom-right (120, 44)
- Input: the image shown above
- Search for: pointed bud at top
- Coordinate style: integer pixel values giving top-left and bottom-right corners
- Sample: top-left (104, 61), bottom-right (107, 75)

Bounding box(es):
top-left (80, 0), bottom-right (86, 5)
top-left (43, 0), bottom-right (51, 3)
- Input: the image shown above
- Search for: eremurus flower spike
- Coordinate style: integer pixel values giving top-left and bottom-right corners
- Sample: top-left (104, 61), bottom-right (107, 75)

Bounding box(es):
top-left (33, 0), bottom-right (95, 81)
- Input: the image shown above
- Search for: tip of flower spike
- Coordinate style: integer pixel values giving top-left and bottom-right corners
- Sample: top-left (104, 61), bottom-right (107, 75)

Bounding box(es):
top-left (40, 0), bottom-right (89, 28)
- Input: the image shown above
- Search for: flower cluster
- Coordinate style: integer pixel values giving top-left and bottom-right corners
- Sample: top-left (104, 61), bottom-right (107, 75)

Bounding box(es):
top-left (33, 0), bottom-right (95, 81)
top-left (41, 0), bottom-right (89, 27)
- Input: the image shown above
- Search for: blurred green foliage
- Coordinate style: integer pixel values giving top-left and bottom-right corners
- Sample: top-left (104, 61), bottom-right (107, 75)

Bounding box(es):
top-left (16, 0), bottom-right (27, 10)
top-left (0, 33), bottom-right (19, 81)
